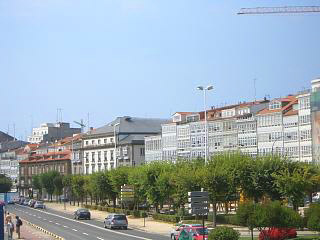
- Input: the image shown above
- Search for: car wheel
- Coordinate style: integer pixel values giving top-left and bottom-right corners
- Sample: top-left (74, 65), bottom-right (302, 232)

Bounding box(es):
top-left (171, 234), bottom-right (175, 240)
top-left (123, 226), bottom-right (127, 230)
top-left (104, 223), bottom-right (106, 228)
top-left (88, 217), bottom-right (90, 220)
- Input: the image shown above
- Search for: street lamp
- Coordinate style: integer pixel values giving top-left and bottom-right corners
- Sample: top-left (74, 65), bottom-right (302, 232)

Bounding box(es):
top-left (272, 135), bottom-right (291, 156)
top-left (197, 85), bottom-right (214, 164)
top-left (113, 123), bottom-right (120, 168)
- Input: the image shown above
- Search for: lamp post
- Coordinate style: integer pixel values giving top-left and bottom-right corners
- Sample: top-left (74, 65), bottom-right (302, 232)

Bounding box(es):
top-left (272, 135), bottom-right (291, 156)
top-left (197, 85), bottom-right (214, 164)
top-left (113, 123), bottom-right (120, 168)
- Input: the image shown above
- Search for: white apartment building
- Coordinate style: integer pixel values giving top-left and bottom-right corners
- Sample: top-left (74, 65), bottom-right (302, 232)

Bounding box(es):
top-left (145, 79), bottom-right (320, 163)
top-left (27, 122), bottom-right (81, 144)
top-left (82, 116), bottom-right (167, 174)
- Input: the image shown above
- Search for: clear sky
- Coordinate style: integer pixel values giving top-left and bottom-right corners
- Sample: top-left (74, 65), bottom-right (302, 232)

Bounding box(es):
top-left (1, 0), bottom-right (319, 140)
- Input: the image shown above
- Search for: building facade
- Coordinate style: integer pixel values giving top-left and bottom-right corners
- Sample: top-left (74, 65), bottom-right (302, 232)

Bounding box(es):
top-left (145, 79), bottom-right (320, 164)
top-left (27, 122), bottom-right (81, 144)
top-left (82, 116), bottom-right (167, 174)
top-left (19, 141), bottom-right (72, 196)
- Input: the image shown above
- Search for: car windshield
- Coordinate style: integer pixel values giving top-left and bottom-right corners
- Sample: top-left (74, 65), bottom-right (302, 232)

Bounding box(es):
top-left (114, 215), bottom-right (126, 220)
top-left (79, 209), bottom-right (89, 212)
top-left (36, 201), bottom-right (43, 204)
top-left (195, 228), bottom-right (208, 235)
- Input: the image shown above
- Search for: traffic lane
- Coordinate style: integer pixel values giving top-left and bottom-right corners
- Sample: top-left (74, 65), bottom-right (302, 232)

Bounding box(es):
top-left (7, 204), bottom-right (88, 240)
top-left (9, 205), bottom-right (167, 240)
top-left (8, 205), bottom-right (90, 240)
top-left (40, 204), bottom-right (168, 240)
top-left (9, 205), bottom-right (138, 240)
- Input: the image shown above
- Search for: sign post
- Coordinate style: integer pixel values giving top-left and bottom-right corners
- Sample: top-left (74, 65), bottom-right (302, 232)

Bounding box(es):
top-left (188, 191), bottom-right (209, 240)
top-left (0, 201), bottom-right (5, 240)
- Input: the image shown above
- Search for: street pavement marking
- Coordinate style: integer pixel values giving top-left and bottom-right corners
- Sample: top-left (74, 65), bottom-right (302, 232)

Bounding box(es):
top-left (55, 223), bottom-right (60, 225)
top-left (63, 226), bottom-right (69, 228)
top-left (44, 219), bottom-right (47, 221)
top-left (83, 233), bottom-right (89, 235)
top-left (72, 229), bottom-right (78, 231)
top-left (17, 205), bottom-right (153, 240)
top-left (97, 237), bottom-right (104, 240)
top-left (49, 221), bottom-right (53, 223)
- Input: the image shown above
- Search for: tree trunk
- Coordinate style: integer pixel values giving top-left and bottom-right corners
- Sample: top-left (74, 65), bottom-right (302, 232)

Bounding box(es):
top-left (212, 201), bottom-right (217, 227)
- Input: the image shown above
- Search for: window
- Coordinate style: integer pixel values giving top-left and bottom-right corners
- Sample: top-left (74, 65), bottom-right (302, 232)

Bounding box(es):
top-left (104, 139), bottom-right (107, 144)
top-left (140, 148), bottom-right (145, 156)
top-left (269, 101), bottom-right (281, 110)
top-left (91, 152), bottom-right (95, 161)
top-left (299, 97), bottom-right (310, 110)
top-left (104, 151), bottom-right (107, 161)
top-left (92, 140), bottom-right (95, 145)
top-left (98, 151), bottom-right (101, 162)
top-left (85, 153), bottom-right (89, 163)
top-left (110, 150), bottom-right (114, 160)
top-left (92, 164), bottom-right (95, 173)
top-left (86, 141), bottom-right (89, 146)
top-left (98, 139), bottom-right (101, 145)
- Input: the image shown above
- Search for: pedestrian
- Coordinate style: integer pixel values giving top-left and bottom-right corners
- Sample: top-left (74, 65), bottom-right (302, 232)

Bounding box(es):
top-left (5, 212), bottom-right (12, 224)
top-left (7, 219), bottom-right (14, 240)
top-left (16, 215), bottom-right (22, 239)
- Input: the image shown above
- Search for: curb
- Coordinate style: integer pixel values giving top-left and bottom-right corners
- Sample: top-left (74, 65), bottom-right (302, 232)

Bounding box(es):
top-left (16, 215), bottom-right (64, 240)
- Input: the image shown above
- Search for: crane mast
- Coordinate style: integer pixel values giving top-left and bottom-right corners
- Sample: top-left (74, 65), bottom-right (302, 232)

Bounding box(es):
top-left (238, 6), bottom-right (320, 15)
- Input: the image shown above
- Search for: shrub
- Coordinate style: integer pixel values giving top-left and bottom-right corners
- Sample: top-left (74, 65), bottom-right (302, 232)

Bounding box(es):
top-left (208, 226), bottom-right (240, 240)
top-left (304, 203), bottom-right (320, 232)
top-left (213, 214), bottom-right (239, 225)
top-left (259, 227), bottom-right (297, 240)
top-left (152, 213), bottom-right (180, 223)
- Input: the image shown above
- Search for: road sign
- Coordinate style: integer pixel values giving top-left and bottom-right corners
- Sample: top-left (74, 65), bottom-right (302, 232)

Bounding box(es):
top-left (188, 191), bottom-right (209, 216)
top-left (121, 185), bottom-right (135, 202)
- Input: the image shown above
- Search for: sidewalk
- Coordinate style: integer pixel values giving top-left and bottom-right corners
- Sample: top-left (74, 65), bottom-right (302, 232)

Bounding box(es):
top-left (44, 202), bottom-right (319, 238)
top-left (4, 220), bottom-right (55, 240)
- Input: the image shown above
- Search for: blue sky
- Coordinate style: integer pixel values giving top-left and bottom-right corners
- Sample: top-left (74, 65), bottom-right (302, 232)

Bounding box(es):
top-left (1, 0), bottom-right (319, 140)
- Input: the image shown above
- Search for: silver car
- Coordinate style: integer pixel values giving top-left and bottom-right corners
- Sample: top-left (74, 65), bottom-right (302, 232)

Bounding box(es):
top-left (104, 214), bottom-right (128, 230)
top-left (34, 201), bottom-right (45, 209)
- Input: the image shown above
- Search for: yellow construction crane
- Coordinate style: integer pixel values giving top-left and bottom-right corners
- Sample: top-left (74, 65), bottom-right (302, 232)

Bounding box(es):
top-left (238, 6), bottom-right (320, 15)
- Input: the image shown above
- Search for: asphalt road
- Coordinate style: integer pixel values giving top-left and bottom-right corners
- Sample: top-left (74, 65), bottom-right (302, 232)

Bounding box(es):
top-left (7, 204), bottom-right (168, 240)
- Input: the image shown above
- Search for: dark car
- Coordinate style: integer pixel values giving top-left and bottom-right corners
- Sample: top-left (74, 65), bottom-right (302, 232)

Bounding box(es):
top-left (74, 208), bottom-right (91, 220)
top-left (104, 214), bottom-right (128, 230)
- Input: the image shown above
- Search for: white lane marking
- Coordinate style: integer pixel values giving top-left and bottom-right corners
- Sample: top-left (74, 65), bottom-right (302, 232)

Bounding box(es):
top-left (55, 223), bottom-right (60, 225)
top-left (72, 229), bottom-right (78, 232)
top-left (17, 205), bottom-right (152, 240)
top-left (97, 237), bottom-right (104, 240)
top-left (49, 221), bottom-right (53, 223)
top-left (44, 219), bottom-right (47, 221)
top-left (83, 233), bottom-right (89, 235)
top-left (38, 217), bottom-right (41, 219)
top-left (63, 225), bottom-right (69, 228)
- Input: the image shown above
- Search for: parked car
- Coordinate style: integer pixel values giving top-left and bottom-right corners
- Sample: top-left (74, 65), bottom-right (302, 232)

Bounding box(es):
top-left (74, 208), bottom-right (91, 220)
top-left (170, 224), bottom-right (202, 240)
top-left (175, 226), bottom-right (208, 240)
top-left (23, 198), bottom-right (30, 206)
top-left (7, 199), bottom-right (15, 205)
top-left (104, 214), bottom-right (128, 230)
top-left (28, 199), bottom-right (36, 207)
top-left (34, 201), bottom-right (45, 209)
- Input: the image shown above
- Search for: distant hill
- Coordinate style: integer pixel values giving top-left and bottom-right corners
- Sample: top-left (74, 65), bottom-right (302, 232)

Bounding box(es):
top-left (0, 131), bottom-right (14, 143)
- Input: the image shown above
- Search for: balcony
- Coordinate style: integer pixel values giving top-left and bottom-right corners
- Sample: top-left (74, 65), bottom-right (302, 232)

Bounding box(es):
top-left (82, 143), bottom-right (115, 150)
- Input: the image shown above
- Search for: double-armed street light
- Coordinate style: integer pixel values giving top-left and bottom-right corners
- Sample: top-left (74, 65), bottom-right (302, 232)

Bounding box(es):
top-left (197, 85), bottom-right (214, 164)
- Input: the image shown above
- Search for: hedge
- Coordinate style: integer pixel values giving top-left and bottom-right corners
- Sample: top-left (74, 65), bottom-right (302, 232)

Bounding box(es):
top-left (207, 213), bottom-right (239, 225)
top-left (82, 204), bottom-right (147, 218)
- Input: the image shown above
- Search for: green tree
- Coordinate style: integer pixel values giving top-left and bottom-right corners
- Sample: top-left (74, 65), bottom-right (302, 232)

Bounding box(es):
top-left (108, 167), bottom-right (129, 207)
top-left (40, 171), bottom-right (60, 201)
top-left (72, 175), bottom-right (85, 206)
top-left (0, 174), bottom-right (12, 193)
top-left (32, 175), bottom-right (42, 199)
top-left (273, 163), bottom-right (314, 211)
top-left (53, 174), bottom-right (64, 201)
